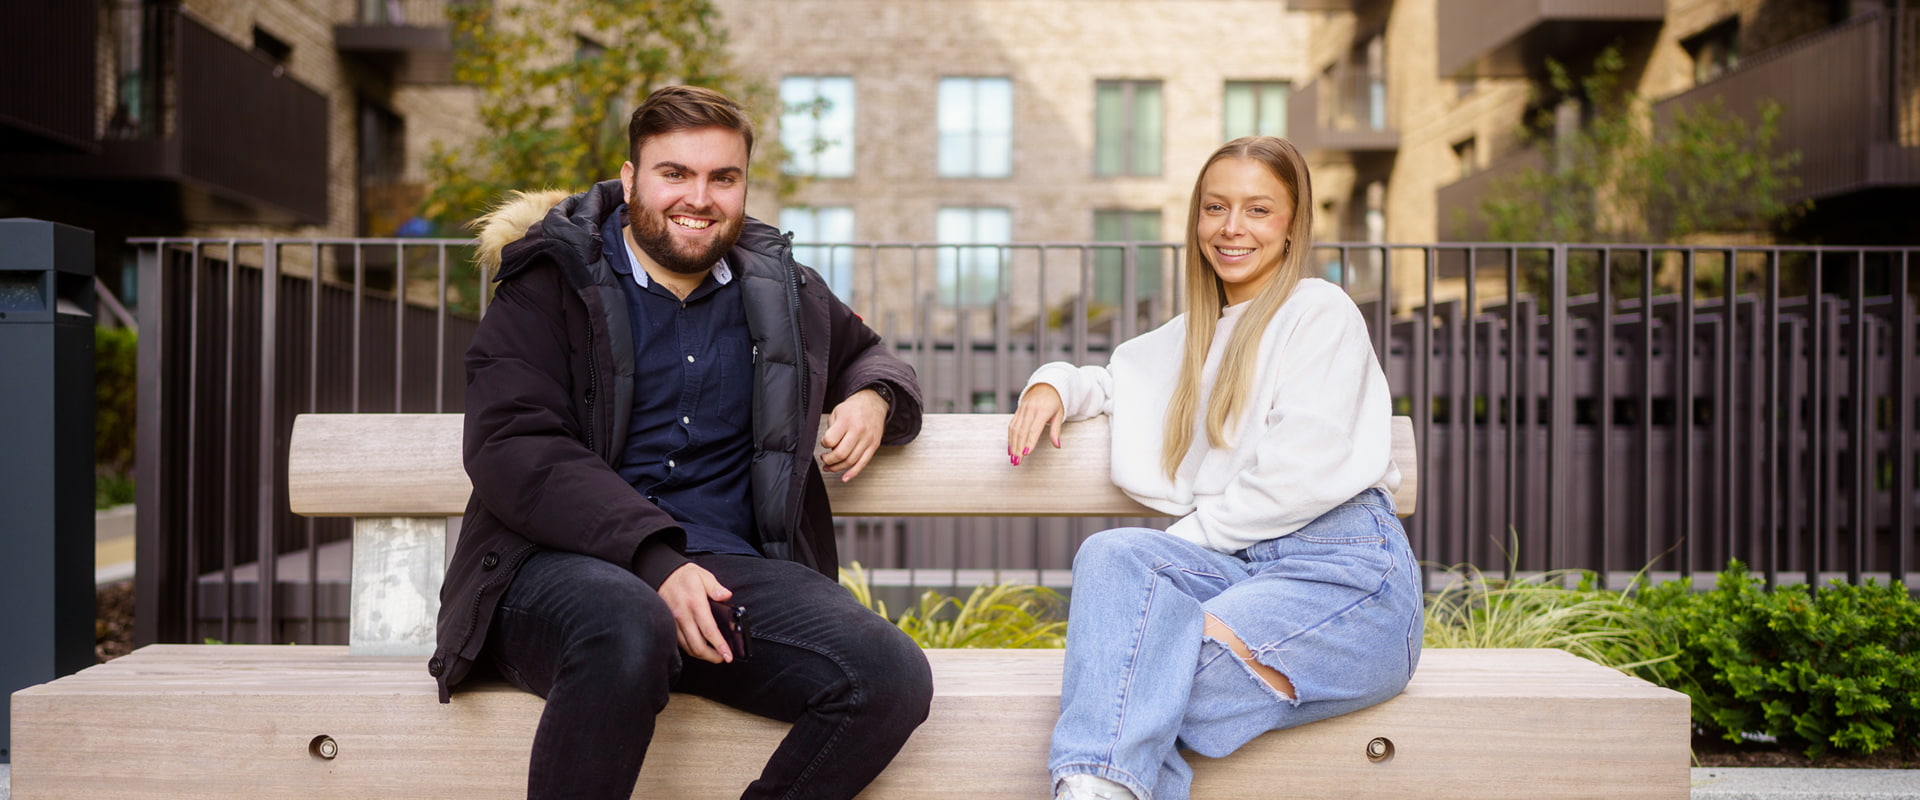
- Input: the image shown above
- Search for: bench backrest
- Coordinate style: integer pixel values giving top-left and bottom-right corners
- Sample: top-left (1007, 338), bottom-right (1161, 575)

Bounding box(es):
top-left (288, 413), bottom-right (1418, 518)
top-left (287, 412), bottom-right (1417, 655)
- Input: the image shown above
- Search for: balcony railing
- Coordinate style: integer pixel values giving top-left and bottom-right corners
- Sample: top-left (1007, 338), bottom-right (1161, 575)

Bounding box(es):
top-left (0, 0), bottom-right (96, 153)
top-left (0, 10), bottom-right (328, 224)
top-left (1655, 11), bottom-right (1920, 205)
top-left (335, 0), bottom-right (461, 84)
top-left (1436, 147), bottom-right (1549, 241)
top-left (1438, 0), bottom-right (1664, 77)
top-left (1286, 75), bottom-right (1398, 157)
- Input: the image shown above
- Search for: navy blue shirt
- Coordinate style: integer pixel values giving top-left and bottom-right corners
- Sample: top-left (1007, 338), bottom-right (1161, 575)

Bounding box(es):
top-left (601, 208), bottom-right (759, 556)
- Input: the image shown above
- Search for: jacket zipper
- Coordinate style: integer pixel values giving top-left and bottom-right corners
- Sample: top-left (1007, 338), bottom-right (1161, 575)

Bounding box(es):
top-left (782, 239), bottom-right (810, 537)
top-left (583, 305), bottom-right (599, 454)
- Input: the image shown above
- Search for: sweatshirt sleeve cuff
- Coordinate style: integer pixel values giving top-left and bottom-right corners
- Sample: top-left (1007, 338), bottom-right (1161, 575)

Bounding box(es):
top-left (631, 537), bottom-right (690, 589)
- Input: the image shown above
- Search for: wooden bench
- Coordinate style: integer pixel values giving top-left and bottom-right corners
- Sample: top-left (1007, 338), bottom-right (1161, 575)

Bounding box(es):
top-left (10, 413), bottom-right (1691, 799)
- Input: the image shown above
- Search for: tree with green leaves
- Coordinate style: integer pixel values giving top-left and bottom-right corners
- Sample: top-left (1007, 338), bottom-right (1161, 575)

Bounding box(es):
top-left (1473, 47), bottom-right (1803, 245)
top-left (422, 0), bottom-right (794, 229)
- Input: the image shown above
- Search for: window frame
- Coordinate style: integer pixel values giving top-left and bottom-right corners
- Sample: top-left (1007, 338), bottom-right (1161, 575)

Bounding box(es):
top-left (1094, 79), bottom-right (1164, 177)
top-left (937, 76), bottom-right (1014, 178)
top-left (780, 76), bottom-right (857, 178)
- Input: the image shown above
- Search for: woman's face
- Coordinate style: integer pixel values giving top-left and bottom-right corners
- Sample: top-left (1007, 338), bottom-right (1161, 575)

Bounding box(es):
top-left (1195, 157), bottom-right (1295, 306)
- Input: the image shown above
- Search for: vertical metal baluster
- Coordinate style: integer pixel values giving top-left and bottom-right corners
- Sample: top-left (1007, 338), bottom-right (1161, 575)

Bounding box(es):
top-left (258, 241), bottom-right (280, 643)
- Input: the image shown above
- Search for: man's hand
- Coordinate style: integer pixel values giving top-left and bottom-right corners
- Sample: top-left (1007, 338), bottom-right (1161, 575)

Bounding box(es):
top-left (658, 562), bottom-right (735, 663)
top-left (820, 387), bottom-right (888, 483)
top-left (1006, 384), bottom-right (1064, 466)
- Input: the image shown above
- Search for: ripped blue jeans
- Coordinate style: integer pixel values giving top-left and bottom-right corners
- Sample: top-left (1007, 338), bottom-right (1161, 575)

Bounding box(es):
top-left (1049, 488), bottom-right (1423, 800)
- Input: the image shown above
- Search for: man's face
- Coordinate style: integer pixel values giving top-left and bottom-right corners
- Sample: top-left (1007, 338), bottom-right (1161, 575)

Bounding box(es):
top-left (619, 125), bottom-right (749, 275)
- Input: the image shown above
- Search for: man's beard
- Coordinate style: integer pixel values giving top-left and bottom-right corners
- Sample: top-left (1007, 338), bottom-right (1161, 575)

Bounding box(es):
top-left (628, 202), bottom-right (742, 275)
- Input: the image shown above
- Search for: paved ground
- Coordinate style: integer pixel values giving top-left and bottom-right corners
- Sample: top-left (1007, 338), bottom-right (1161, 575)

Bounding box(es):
top-left (1692, 768), bottom-right (1920, 799)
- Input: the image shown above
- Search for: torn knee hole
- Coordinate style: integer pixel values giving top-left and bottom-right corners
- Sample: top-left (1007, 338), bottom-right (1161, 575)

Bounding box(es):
top-left (1203, 613), bottom-right (1296, 699)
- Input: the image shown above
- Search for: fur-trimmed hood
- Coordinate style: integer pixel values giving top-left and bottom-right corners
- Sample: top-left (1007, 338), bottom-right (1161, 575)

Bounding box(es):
top-left (472, 188), bottom-right (576, 283)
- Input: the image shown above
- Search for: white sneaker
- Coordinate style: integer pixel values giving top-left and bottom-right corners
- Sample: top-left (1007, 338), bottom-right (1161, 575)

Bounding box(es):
top-left (1054, 773), bottom-right (1138, 800)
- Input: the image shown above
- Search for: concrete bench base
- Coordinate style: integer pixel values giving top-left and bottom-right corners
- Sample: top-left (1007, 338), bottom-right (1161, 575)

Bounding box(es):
top-left (11, 644), bottom-right (1688, 799)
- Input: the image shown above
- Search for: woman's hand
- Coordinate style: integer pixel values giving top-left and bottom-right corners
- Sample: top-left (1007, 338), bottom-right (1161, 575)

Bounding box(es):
top-left (1007, 383), bottom-right (1065, 466)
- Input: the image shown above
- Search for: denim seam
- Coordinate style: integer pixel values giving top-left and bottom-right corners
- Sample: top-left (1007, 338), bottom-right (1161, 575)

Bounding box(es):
top-left (1100, 565), bottom-right (1163, 768)
top-left (750, 630), bottom-right (864, 799)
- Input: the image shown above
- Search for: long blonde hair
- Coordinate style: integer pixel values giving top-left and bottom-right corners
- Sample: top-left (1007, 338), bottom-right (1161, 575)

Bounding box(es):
top-left (1160, 136), bottom-right (1316, 480)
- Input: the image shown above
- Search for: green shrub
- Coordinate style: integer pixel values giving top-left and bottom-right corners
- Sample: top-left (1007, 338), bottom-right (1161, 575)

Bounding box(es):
top-left (1423, 563), bottom-right (1675, 676)
top-left (840, 563), bottom-right (1067, 649)
top-left (1639, 563), bottom-right (1920, 757)
top-left (95, 469), bottom-right (136, 509)
top-left (95, 325), bottom-right (137, 474)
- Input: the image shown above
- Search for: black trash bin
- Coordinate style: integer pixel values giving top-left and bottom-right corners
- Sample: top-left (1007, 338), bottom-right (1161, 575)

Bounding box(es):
top-left (0, 219), bottom-right (96, 763)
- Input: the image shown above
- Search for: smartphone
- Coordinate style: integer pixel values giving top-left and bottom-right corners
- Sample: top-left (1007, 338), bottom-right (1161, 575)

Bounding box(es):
top-left (708, 601), bottom-right (751, 662)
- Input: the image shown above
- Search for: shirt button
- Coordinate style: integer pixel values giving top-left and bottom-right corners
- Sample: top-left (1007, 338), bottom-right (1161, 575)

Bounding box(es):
top-left (686, 355), bottom-right (695, 363)
top-left (667, 459), bottom-right (676, 468)
top-left (681, 416), bottom-right (690, 424)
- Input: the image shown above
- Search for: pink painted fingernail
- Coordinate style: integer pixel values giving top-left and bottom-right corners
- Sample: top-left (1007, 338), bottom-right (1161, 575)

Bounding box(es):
top-left (1022, 447), bottom-right (1031, 455)
top-left (1011, 456), bottom-right (1020, 466)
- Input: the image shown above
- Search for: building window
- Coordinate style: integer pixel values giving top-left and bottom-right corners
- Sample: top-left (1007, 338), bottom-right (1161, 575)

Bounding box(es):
top-left (1223, 81), bottom-right (1288, 140)
top-left (1683, 19), bottom-right (1740, 86)
top-left (252, 26), bottom-right (292, 69)
top-left (1092, 210), bottom-right (1163, 306)
top-left (779, 206), bottom-right (857, 293)
top-left (936, 207), bottom-right (1011, 305)
top-left (938, 77), bottom-right (1012, 178)
top-left (1095, 80), bottom-right (1163, 177)
top-left (781, 76), bottom-right (856, 177)
top-left (357, 99), bottom-right (408, 237)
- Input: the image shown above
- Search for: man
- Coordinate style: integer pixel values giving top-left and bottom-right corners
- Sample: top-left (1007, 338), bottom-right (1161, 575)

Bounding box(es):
top-left (431, 85), bottom-right (932, 799)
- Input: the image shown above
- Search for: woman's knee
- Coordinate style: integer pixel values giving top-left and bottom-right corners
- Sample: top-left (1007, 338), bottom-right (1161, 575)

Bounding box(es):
top-left (1072, 528), bottom-right (1164, 576)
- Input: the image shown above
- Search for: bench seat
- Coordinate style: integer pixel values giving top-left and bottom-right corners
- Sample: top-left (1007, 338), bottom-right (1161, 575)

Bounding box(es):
top-left (10, 412), bottom-right (1690, 798)
top-left (11, 645), bottom-right (1687, 799)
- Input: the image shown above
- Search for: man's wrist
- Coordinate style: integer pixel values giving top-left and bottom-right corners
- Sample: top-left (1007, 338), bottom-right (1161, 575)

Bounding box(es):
top-left (862, 382), bottom-right (893, 418)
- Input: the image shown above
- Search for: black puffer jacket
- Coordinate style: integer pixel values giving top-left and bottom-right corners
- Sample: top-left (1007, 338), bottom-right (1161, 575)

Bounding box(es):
top-left (430, 181), bottom-right (922, 701)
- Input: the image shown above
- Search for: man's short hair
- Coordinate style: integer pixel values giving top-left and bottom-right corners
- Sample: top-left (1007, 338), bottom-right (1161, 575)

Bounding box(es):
top-left (627, 85), bottom-right (756, 165)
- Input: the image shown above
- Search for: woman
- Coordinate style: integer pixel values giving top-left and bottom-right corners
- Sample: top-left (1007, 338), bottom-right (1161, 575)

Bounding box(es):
top-left (1007, 136), bottom-right (1423, 800)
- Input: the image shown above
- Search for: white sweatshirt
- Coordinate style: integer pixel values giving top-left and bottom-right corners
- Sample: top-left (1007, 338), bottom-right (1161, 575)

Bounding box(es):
top-left (1025, 278), bottom-right (1400, 553)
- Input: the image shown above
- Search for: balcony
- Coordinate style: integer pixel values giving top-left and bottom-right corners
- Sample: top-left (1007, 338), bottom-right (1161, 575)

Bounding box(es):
top-left (1654, 11), bottom-right (1920, 205)
top-left (334, 0), bottom-right (459, 84)
top-left (0, 10), bottom-right (328, 225)
top-left (1435, 147), bottom-right (1548, 241)
top-left (0, 0), bottom-right (96, 153)
top-left (1286, 74), bottom-right (1398, 159)
top-left (1438, 0), bottom-right (1664, 78)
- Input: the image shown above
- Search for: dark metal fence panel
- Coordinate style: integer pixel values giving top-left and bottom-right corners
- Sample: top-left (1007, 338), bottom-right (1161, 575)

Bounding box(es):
top-left (133, 237), bottom-right (1920, 645)
top-left (133, 238), bottom-right (479, 645)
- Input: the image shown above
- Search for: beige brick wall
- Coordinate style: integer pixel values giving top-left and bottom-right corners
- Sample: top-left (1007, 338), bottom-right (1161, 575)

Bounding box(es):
top-left (711, 0), bottom-right (1314, 323)
top-left (716, 0), bottom-right (1311, 244)
top-left (165, 0), bottom-right (480, 245)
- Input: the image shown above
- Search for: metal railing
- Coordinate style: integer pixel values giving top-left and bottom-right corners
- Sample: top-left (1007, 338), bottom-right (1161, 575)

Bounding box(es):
top-left (1655, 9), bottom-right (1920, 203)
top-left (131, 237), bottom-right (1919, 645)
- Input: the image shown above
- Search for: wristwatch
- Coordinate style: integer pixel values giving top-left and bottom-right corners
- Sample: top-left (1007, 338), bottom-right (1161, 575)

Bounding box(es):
top-left (863, 382), bottom-right (894, 419)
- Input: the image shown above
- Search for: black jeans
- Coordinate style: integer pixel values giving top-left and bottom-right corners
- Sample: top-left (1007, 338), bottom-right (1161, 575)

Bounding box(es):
top-left (482, 550), bottom-right (934, 800)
